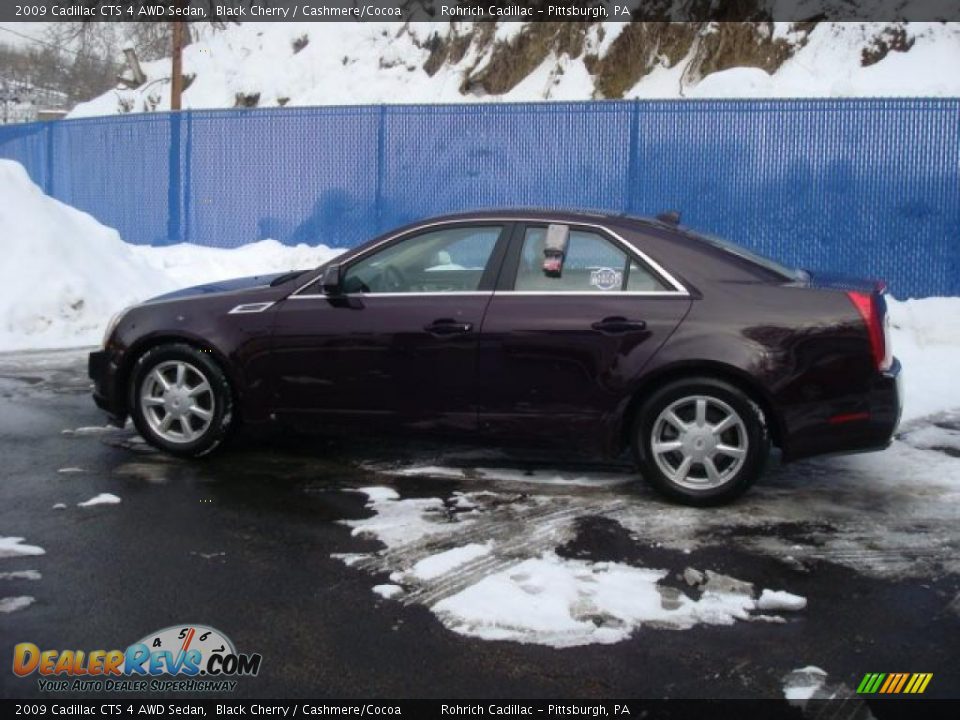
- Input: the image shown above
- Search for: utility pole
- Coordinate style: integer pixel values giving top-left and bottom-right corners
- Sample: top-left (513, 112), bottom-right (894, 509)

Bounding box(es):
top-left (170, 21), bottom-right (185, 111)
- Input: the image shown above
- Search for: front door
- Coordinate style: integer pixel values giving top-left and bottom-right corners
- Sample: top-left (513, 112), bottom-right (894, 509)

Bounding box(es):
top-left (269, 222), bottom-right (510, 433)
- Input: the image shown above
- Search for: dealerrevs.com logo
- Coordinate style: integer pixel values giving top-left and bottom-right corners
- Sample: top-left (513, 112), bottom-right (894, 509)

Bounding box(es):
top-left (13, 624), bottom-right (262, 693)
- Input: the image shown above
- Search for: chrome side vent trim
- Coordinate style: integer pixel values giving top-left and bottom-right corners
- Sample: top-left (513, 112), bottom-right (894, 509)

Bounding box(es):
top-left (228, 302), bottom-right (275, 315)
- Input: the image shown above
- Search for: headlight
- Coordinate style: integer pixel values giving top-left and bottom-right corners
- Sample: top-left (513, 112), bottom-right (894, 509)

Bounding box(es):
top-left (102, 308), bottom-right (129, 348)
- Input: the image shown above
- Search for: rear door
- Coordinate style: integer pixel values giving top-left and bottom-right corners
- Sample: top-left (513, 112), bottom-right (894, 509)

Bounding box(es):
top-left (270, 222), bottom-right (511, 433)
top-left (476, 222), bottom-right (692, 447)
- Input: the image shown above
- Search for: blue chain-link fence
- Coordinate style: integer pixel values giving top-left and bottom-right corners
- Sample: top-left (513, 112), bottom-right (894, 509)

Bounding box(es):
top-left (1, 99), bottom-right (957, 297)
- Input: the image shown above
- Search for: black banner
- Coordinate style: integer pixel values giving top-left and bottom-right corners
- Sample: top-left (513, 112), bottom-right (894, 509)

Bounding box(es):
top-left (2, 699), bottom-right (959, 719)
top-left (2, 0), bottom-right (960, 23)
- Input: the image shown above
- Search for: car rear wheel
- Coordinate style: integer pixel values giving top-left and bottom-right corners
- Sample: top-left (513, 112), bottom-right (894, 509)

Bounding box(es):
top-left (632, 377), bottom-right (769, 506)
top-left (130, 343), bottom-right (234, 457)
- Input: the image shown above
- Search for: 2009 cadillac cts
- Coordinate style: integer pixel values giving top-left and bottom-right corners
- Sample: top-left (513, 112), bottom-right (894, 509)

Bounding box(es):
top-left (89, 210), bottom-right (902, 505)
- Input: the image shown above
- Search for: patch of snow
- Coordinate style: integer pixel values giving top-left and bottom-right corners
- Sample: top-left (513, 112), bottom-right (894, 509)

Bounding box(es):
top-left (344, 489), bottom-right (470, 548)
top-left (57, 467), bottom-right (85, 474)
top-left (432, 552), bottom-right (758, 647)
top-left (0, 537), bottom-right (45, 558)
top-left (355, 486), bottom-right (400, 502)
top-left (389, 464), bottom-right (634, 488)
top-left (62, 426), bottom-right (117, 435)
top-left (0, 570), bottom-right (41, 580)
top-left (372, 584), bottom-right (404, 599)
top-left (77, 493), bottom-right (121, 508)
top-left (757, 589), bottom-right (808, 612)
top-left (0, 596), bottom-right (35, 613)
top-left (888, 297), bottom-right (960, 423)
top-left (783, 666), bottom-right (829, 701)
top-left (334, 488), bottom-right (811, 647)
top-left (52, 503), bottom-right (66, 510)
top-left (410, 542), bottom-right (493, 581)
top-left (393, 466), bottom-right (466, 480)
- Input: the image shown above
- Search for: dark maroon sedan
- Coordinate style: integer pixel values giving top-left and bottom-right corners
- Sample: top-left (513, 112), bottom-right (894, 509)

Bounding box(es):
top-left (89, 210), bottom-right (902, 505)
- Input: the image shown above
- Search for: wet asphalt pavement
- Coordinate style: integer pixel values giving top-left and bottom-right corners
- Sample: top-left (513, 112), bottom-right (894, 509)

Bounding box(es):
top-left (0, 348), bottom-right (958, 705)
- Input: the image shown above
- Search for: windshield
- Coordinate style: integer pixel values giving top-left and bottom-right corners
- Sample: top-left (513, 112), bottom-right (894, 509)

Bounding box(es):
top-left (687, 230), bottom-right (806, 282)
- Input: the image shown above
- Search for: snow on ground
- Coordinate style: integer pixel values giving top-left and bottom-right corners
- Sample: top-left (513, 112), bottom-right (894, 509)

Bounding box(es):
top-left (0, 570), bottom-right (41, 580)
top-left (67, 22), bottom-right (960, 117)
top-left (77, 493), bottom-right (121, 508)
top-left (0, 537), bottom-right (45, 558)
top-left (0, 159), bottom-right (340, 352)
top-left (888, 297), bottom-right (960, 423)
top-left (389, 464), bottom-right (634, 488)
top-left (782, 666), bottom-right (830, 701)
top-left (337, 487), bottom-right (808, 647)
top-left (0, 596), bottom-right (35, 613)
top-left (757, 589), bottom-right (808, 612)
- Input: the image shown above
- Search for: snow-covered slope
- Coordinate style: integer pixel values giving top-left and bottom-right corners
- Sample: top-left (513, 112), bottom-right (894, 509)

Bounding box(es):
top-left (0, 160), bottom-right (339, 351)
top-left (68, 21), bottom-right (960, 118)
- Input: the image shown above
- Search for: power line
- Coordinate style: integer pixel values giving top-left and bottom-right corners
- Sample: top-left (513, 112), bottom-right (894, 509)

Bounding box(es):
top-left (0, 25), bottom-right (83, 57)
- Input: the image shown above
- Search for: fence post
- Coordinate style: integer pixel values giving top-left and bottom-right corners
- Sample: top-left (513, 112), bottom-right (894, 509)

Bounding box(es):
top-left (183, 111), bottom-right (192, 244)
top-left (44, 121), bottom-right (54, 197)
top-left (624, 100), bottom-right (640, 215)
top-left (166, 112), bottom-right (182, 244)
top-left (375, 104), bottom-right (386, 234)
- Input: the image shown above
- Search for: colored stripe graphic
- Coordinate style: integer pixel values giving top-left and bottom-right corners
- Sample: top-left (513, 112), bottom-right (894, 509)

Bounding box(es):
top-left (857, 672), bottom-right (932, 694)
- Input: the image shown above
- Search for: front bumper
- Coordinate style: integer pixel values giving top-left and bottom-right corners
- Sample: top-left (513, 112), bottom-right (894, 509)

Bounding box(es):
top-left (88, 349), bottom-right (127, 426)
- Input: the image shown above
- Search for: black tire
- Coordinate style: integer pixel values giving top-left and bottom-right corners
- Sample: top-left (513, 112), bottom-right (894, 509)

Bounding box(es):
top-left (631, 377), bottom-right (769, 506)
top-left (129, 343), bottom-right (235, 458)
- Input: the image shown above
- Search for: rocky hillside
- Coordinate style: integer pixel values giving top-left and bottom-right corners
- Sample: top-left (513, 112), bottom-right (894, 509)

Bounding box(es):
top-left (68, 21), bottom-right (960, 117)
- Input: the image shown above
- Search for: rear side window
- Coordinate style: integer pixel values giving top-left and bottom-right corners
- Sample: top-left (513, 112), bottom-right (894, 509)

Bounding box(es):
top-left (514, 227), bottom-right (668, 293)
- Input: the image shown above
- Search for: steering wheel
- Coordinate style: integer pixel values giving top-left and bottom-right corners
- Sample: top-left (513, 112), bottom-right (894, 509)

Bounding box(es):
top-left (381, 265), bottom-right (408, 292)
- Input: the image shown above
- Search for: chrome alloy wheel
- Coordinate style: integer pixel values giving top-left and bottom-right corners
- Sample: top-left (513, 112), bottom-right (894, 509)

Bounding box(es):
top-left (650, 395), bottom-right (748, 490)
top-left (139, 360), bottom-right (215, 444)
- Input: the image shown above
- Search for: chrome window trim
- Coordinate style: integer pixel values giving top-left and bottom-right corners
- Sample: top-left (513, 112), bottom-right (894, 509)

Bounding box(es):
top-left (228, 301), bottom-right (276, 314)
top-left (289, 292), bottom-right (492, 299)
top-left (492, 291), bottom-right (687, 297)
top-left (290, 216), bottom-right (689, 298)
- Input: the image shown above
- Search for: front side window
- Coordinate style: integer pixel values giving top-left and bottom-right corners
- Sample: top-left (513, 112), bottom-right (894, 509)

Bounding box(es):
top-left (342, 225), bottom-right (502, 294)
top-left (514, 226), bottom-right (669, 293)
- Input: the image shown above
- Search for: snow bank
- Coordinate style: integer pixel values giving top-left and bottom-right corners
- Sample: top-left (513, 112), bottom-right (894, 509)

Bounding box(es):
top-left (888, 297), bottom-right (960, 422)
top-left (68, 22), bottom-right (960, 118)
top-left (0, 159), bottom-right (340, 352)
top-left (0, 159), bottom-right (171, 352)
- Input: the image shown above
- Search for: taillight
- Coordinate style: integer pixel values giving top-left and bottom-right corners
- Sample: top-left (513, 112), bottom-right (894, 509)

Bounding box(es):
top-left (847, 291), bottom-right (891, 372)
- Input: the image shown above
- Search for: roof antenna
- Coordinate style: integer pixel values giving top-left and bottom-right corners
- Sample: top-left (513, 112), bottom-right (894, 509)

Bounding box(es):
top-left (656, 210), bottom-right (681, 225)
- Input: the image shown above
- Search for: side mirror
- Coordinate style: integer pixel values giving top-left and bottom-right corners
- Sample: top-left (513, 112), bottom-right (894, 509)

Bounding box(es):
top-left (321, 264), bottom-right (343, 295)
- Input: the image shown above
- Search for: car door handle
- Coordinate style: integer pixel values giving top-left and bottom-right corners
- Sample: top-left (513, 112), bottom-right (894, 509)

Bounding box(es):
top-left (591, 316), bottom-right (647, 334)
top-left (424, 319), bottom-right (474, 335)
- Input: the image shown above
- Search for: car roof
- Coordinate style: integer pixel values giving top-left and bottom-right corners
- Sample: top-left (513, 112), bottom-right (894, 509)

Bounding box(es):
top-left (415, 207), bottom-right (670, 231)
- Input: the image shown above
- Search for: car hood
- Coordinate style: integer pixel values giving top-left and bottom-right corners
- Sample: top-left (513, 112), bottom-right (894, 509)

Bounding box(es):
top-left (143, 273), bottom-right (287, 304)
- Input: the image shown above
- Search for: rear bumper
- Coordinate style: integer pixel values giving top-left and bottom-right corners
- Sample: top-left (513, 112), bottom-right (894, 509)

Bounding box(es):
top-left (783, 357), bottom-right (903, 462)
top-left (88, 349), bottom-right (127, 427)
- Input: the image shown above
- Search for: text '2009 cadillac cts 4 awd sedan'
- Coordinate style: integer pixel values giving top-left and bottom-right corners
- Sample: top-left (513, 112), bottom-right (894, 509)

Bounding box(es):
top-left (89, 210), bottom-right (902, 505)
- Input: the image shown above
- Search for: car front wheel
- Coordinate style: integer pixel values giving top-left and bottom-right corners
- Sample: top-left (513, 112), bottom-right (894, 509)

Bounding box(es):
top-left (130, 343), bottom-right (234, 457)
top-left (633, 378), bottom-right (769, 506)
